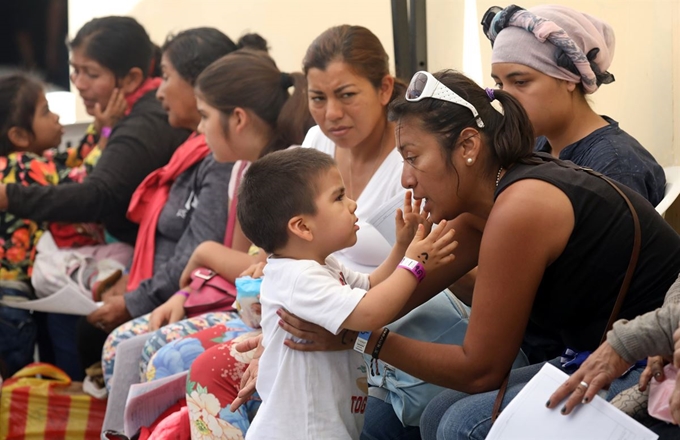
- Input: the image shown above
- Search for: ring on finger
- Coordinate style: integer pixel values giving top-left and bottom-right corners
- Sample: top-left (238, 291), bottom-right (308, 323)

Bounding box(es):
top-left (578, 380), bottom-right (589, 390)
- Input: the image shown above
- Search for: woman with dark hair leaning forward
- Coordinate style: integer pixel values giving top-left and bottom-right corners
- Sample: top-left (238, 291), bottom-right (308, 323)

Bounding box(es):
top-left (275, 68), bottom-right (680, 440)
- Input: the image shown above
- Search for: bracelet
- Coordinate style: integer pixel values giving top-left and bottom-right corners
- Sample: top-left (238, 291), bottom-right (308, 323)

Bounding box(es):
top-left (371, 328), bottom-right (390, 360)
top-left (353, 331), bottom-right (371, 354)
top-left (398, 257), bottom-right (426, 282)
top-left (175, 290), bottom-right (190, 298)
top-left (101, 126), bottom-right (113, 139)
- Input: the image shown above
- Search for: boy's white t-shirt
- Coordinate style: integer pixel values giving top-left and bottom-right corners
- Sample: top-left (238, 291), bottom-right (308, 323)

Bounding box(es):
top-left (246, 255), bottom-right (370, 440)
top-left (302, 125), bottom-right (405, 272)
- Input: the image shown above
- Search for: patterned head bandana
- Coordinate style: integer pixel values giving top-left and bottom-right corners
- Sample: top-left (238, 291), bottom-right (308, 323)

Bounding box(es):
top-left (485, 4), bottom-right (615, 94)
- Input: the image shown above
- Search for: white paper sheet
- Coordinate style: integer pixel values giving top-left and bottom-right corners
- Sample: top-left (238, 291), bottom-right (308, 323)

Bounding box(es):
top-left (365, 191), bottom-right (406, 247)
top-left (0, 285), bottom-right (101, 315)
top-left (124, 371), bottom-right (188, 437)
top-left (487, 363), bottom-right (659, 440)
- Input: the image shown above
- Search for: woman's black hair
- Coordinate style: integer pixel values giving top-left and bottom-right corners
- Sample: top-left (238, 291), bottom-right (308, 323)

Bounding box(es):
top-left (389, 69), bottom-right (535, 176)
top-left (196, 49), bottom-right (314, 158)
top-left (162, 29), bottom-right (268, 86)
top-left (69, 16), bottom-right (158, 79)
top-left (0, 74), bottom-right (43, 156)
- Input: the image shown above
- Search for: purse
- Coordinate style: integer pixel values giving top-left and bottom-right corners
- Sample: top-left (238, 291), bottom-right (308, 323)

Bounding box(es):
top-left (183, 161), bottom-right (248, 318)
top-left (0, 363), bottom-right (107, 440)
top-left (491, 158), bottom-right (642, 423)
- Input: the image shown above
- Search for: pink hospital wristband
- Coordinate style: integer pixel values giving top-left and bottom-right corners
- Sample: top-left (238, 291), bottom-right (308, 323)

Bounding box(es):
top-left (398, 257), bottom-right (426, 283)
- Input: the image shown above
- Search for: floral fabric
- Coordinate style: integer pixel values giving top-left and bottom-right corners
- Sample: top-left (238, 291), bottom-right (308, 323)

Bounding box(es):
top-left (102, 311), bottom-right (237, 390)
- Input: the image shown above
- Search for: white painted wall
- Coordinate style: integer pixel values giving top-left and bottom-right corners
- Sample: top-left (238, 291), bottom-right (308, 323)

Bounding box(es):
top-left (67, 0), bottom-right (679, 165)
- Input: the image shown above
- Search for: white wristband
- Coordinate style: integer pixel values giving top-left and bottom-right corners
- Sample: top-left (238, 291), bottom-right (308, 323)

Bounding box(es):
top-left (354, 331), bottom-right (371, 353)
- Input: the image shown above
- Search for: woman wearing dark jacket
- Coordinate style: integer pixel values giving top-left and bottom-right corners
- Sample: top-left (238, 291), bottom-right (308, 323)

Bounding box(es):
top-left (0, 16), bottom-right (190, 245)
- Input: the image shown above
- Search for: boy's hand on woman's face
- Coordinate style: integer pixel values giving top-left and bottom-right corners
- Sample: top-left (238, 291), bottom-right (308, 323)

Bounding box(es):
top-left (405, 220), bottom-right (458, 272)
top-left (395, 192), bottom-right (431, 247)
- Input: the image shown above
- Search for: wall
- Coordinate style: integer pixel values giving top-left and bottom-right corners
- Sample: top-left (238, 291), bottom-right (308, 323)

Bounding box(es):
top-left (67, 0), bottom-right (679, 165)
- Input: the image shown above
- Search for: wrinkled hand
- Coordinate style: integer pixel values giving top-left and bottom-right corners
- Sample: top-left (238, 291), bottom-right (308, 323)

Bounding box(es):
top-left (395, 191), bottom-right (431, 248)
top-left (278, 309), bottom-right (357, 352)
top-left (240, 261), bottom-right (266, 279)
top-left (547, 341), bottom-right (631, 415)
top-left (404, 220), bottom-right (457, 272)
top-left (87, 295), bottom-right (132, 333)
top-left (674, 327), bottom-right (680, 368)
top-left (93, 88), bottom-right (127, 134)
top-left (149, 294), bottom-right (186, 331)
top-left (639, 355), bottom-right (668, 391)
top-left (230, 334), bottom-right (263, 411)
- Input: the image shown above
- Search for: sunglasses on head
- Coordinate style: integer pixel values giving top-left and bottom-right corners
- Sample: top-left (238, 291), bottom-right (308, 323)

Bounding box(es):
top-left (405, 71), bottom-right (484, 128)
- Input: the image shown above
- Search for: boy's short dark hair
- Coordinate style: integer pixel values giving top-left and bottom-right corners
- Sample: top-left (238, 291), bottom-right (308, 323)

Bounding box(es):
top-left (238, 148), bottom-right (336, 253)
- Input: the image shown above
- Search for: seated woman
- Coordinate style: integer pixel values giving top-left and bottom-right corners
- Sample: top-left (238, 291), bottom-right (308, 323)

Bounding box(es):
top-left (270, 68), bottom-right (680, 440)
top-left (0, 16), bottom-right (190, 377)
top-left (93, 27), bottom-right (265, 399)
top-left (486, 4), bottom-right (665, 205)
top-left (99, 43), bottom-right (314, 434)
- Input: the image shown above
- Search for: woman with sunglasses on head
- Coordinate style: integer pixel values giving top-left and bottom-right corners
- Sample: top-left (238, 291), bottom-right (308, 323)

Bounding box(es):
top-left (276, 67), bottom-right (680, 440)
top-left (484, 4), bottom-right (665, 206)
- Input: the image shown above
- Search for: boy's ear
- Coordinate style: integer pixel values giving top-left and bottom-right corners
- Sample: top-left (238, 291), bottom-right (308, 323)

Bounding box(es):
top-left (7, 127), bottom-right (31, 150)
top-left (288, 215), bottom-right (314, 242)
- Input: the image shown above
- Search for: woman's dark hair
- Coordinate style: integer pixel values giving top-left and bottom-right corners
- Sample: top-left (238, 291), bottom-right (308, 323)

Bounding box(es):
top-left (162, 29), bottom-right (269, 86)
top-left (196, 49), bottom-right (313, 157)
top-left (389, 70), bottom-right (535, 174)
top-left (0, 74), bottom-right (43, 156)
top-left (69, 16), bottom-right (158, 79)
top-left (303, 25), bottom-right (406, 102)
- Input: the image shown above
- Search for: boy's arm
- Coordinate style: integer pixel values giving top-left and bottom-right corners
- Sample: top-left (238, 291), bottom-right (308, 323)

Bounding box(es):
top-left (367, 242), bottom-right (408, 287)
top-left (342, 221), bottom-right (457, 331)
top-left (342, 268), bottom-right (418, 330)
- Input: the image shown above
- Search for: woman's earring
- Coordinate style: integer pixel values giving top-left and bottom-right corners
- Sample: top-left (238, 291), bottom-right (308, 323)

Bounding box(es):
top-left (466, 157), bottom-right (474, 165)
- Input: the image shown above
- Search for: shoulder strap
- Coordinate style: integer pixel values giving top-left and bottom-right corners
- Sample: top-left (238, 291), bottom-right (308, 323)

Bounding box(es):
top-left (223, 161), bottom-right (249, 248)
top-left (543, 157), bottom-right (642, 343)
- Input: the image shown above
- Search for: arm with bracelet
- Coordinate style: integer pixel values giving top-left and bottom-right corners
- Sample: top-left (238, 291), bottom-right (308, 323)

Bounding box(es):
top-left (341, 219), bottom-right (457, 332)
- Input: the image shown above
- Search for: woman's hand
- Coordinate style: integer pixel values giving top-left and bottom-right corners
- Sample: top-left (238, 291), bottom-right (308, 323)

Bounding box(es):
top-left (670, 371), bottom-right (680, 424)
top-left (240, 261), bottom-right (266, 279)
top-left (93, 88), bottom-right (127, 134)
top-left (230, 334), bottom-right (264, 412)
top-left (149, 293), bottom-right (187, 331)
top-left (404, 220), bottom-right (457, 272)
top-left (87, 295), bottom-right (132, 333)
top-left (101, 274), bottom-right (129, 299)
top-left (547, 341), bottom-right (631, 415)
top-left (278, 309), bottom-right (357, 352)
top-left (395, 192), bottom-right (430, 248)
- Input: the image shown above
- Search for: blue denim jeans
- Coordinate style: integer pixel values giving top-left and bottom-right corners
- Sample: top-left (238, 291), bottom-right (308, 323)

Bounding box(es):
top-left (0, 288), bottom-right (37, 376)
top-left (419, 358), bottom-right (644, 440)
top-left (360, 396), bottom-right (421, 440)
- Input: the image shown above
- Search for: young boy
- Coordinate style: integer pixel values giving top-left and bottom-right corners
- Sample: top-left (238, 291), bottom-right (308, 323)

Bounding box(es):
top-left (238, 148), bottom-right (456, 439)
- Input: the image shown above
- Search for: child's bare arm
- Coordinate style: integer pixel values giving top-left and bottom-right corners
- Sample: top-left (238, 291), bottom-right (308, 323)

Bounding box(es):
top-left (341, 221), bottom-right (457, 330)
top-left (369, 192), bottom-right (429, 287)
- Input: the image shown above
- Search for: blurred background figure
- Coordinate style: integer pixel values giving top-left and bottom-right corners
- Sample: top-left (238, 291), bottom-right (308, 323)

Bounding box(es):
top-left (0, 0), bottom-right (69, 90)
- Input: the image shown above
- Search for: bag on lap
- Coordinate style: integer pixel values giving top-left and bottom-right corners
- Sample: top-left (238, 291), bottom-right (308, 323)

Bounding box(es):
top-left (364, 290), bottom-right (529, 426)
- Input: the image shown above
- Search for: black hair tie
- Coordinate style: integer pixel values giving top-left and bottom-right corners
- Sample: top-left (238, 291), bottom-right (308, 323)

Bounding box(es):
top-left (280, 72), bottom-right (294, 90)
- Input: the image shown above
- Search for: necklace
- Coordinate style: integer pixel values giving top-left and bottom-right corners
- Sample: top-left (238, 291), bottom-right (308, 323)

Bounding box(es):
top-left (495, 166), bottom-right (504, 188)
top-left (346, 131), bottom-right (389, 200)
